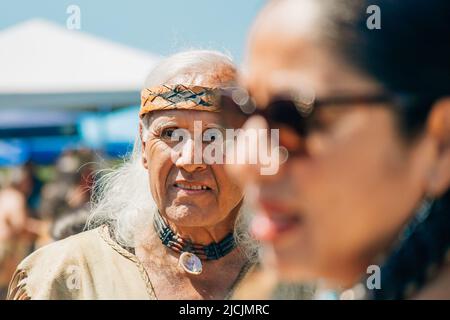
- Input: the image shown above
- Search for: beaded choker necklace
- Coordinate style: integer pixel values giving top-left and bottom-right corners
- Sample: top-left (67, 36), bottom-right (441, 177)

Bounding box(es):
top-left (153, 212), bottom-right (236, 275)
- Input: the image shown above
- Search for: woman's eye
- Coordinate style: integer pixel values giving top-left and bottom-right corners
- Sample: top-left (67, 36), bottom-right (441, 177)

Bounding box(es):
top-left (308, 107), bottom-right (351, 133)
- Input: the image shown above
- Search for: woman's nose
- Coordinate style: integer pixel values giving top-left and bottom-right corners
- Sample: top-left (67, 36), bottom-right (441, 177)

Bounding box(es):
top-left (174, 136), bottom-right (207, 172)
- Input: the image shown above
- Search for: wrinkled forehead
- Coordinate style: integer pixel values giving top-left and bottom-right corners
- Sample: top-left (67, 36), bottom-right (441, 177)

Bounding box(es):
top-left (146, 109), bottom-right (222, 127)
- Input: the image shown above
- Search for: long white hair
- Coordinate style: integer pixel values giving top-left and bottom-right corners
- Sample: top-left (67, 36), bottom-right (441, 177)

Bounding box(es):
top-left (87, 50), bottom-right (259, 261)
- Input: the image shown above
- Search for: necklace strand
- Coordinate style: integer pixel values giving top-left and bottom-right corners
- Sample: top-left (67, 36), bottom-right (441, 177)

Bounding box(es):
top-left (153, 212), bottom-right (237, 260)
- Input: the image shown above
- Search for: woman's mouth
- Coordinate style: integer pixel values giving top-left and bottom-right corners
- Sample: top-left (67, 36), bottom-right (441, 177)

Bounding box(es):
top-left (251, 203), bottom-right (303, 241)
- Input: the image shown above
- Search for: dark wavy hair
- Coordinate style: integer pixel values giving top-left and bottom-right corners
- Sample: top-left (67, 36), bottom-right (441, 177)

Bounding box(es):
top-left (320, 0), bottom-right (450, 139)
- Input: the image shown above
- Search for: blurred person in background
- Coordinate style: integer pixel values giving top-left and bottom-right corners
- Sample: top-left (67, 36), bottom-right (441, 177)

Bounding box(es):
top-left (0, 163), bottom-right (44, 299)
top-left (2, 147), bottom-right (97, 298)
top-left (40, 149), bottom-right (96, 241)
top-left (8, 50), bottom-right (259, 300)
top-left (224, 0), bottom-right (450, 299)
top-left (40, 149), bottom-right (95, 221)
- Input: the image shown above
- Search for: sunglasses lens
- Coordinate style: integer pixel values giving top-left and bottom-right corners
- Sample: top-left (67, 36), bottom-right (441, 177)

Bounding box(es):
top-left (219, 91), bottom-right (311, 141)
top-left (266, 99), bottom-right (308, 136)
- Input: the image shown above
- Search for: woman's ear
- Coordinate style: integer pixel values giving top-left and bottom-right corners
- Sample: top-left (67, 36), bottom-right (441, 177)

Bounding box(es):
top-left (139, 122), bottom-right (149, 169)
top-left (425, 97), bottom-right (450, 197)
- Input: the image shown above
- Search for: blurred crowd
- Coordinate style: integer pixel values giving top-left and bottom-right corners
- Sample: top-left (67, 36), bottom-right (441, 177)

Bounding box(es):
top-left (2, 0), bottom-right (450, 302)
top-left (0, 149), bottom-right (97, 299)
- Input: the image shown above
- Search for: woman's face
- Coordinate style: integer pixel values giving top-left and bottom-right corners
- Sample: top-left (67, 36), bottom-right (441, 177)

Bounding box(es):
top-left (230, 7), bottom-right (437, 286)
top-left (142, 109), bottom-right (243, 228)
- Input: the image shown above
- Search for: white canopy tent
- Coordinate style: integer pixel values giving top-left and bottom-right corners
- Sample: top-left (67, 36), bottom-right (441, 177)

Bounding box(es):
top-left (0, 19), bottom-right (159, 110)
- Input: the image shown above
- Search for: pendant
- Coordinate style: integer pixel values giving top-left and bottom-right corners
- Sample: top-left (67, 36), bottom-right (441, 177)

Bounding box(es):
top-left (179, 252), bottom-right (203, 275)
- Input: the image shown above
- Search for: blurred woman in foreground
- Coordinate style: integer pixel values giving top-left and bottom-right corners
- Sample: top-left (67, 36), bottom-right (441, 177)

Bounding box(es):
top-left (224, 0), bottom-right (450, 299)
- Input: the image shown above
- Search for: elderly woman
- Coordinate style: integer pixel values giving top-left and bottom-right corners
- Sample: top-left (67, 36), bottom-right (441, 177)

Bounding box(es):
top-left (223, 0), bottom-right (450, 299)
top-left (8, 50), bottom-right (257, 300)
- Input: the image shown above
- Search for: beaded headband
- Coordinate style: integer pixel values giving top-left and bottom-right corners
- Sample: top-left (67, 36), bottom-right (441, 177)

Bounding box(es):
top-left (139, 84), bottom-right (220, 118)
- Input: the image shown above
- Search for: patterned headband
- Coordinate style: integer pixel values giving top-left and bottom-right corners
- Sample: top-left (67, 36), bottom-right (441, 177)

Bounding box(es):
top-left (139, 84), bottom-right (220, 118)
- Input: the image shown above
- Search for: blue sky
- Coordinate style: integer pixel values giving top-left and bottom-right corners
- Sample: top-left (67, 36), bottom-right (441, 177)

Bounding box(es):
top-left (0, 0), bottom-right (265, 63)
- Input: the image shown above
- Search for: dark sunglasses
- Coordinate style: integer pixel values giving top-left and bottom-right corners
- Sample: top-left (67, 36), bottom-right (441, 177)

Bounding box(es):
top-left (217, 87), bottom-right (439, 155)
top-left (217, 87), bottom-right (438, 135)
top-left (219, 87), bottom-right (401, 134)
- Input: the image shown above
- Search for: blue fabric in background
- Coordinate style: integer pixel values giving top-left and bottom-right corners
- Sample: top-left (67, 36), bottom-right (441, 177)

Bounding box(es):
top-left (0, 106), bottom-right (139, 166)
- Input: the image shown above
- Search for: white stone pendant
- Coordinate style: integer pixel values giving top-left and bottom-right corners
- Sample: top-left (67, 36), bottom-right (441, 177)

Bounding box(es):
top-left (179, 252), bottom-right (203, 275)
